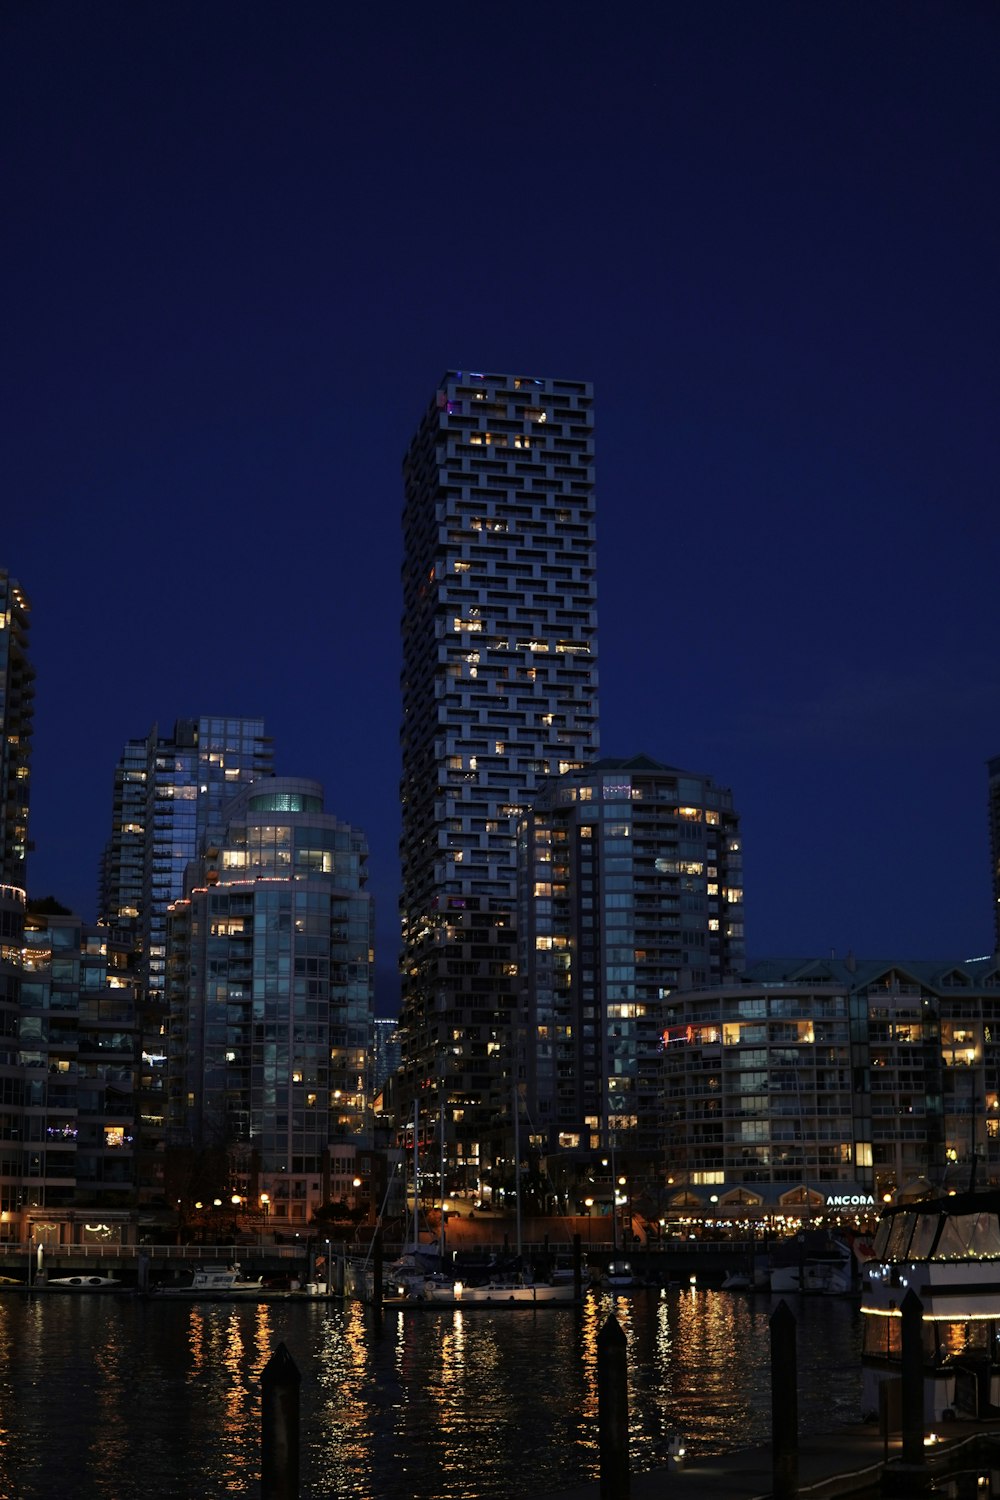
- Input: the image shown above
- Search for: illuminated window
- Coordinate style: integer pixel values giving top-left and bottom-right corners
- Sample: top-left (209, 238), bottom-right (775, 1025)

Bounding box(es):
top-left (104, 1126), bottom-right (125, 1149)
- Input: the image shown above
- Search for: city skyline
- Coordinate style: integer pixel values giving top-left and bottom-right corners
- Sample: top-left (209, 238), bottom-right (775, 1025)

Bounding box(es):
top-left (4, 4), bottom-right (999, 1011)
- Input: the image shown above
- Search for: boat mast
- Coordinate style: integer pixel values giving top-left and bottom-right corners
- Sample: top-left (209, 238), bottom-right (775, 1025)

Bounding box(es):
top-left (411, 1101), bottom-right (420, 1246)
top-left (439, 1079), bottom-right (447, 1258)
top-left (514, 1072), bottom-right (522, 1263)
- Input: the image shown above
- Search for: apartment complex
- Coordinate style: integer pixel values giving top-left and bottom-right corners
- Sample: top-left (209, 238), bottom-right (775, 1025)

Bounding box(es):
top-left (519, 754), bottom-right (744, 1164)
top-left (398, 371), bottom-right (599, 1175)
top-left (99, 716), bottom-right (274, 1203)
top-left (19, 912), bottom-right (140, 1223)
top-left (660, 956), bottom-right (1000, 1214)
top-left (166, 778), bottom-right (375, 1226)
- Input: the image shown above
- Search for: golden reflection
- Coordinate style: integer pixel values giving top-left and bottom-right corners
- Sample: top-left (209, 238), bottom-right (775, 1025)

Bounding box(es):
top-left (0, 1287), bottom-right (865, 1498)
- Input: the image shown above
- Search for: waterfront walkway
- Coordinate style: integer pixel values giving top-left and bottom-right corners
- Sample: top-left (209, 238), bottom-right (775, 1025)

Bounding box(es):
top-left (534, 1421), bottom-right (1000, 1500)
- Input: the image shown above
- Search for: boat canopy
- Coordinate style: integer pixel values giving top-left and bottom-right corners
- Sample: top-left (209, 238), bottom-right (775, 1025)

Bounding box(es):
top-left (873, 1189), bottom-right (1000, 1262)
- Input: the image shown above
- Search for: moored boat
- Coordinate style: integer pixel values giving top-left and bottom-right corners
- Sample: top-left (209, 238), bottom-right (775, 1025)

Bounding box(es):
top-left (770, 1232), bottom-right (854, 1294)
top-left (601, 1261), bottom-right (640, 1289)
top-left (861, 1186), bottom-right (1000, 1422)
top-left (152, 1264), bottom-right (287, 1300)
top-left (45, 1274), bottom-right (123, 1292)
top-left (420, 1276), bottom-right (577, 1306)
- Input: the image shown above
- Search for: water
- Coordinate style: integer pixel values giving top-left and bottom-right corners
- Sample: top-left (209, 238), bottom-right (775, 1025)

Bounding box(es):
top-left (0, 1288), bottom-right (863, 1499)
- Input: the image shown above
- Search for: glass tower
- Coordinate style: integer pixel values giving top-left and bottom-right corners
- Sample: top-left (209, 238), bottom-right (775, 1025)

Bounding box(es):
top-left (99, 715), bottom-right (273, 1207)
top-left (166, 778), bottom-right (375, 1228)
top-left (399, 371), bottom-right (599, 1179)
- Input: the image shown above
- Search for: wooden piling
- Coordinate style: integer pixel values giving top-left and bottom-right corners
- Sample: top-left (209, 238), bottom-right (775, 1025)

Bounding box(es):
top-left (573, 1232), bottom-right (583, 1303)
top-left (900, 1288), bottom-right (925, 1467)
top-left (598, 1314), bottom-right (629, 1500)
top-left (261, 1342), bottom-right (300, 1500)
top-left (373, 1225), bottom-right (383, 1314)
top-left (770, 1298), bottom-right (798, 1500)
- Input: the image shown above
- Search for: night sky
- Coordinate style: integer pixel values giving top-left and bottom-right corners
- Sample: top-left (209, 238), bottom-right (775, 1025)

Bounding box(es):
top-left (4, 2), bottom-right (999, 1014)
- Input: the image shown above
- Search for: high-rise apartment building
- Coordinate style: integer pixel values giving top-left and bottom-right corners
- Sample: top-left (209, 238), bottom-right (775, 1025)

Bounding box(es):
top-left (166, 777), bottom-right (375, 1227)
top-left (0, 569), bottom-right (32, 1234)
top-left (989, 755), bottom-right (1000, 952)
top-left (518, 754), bottom-right (744, 1165)
top-left (19, 912), bottom-right (140, 1222)
top-left (0, 571), bottom-right (33, 888)
top-left (99, 716), bottom-right (273, 1205)
top-left (399, 371), bottom-right (599, 1178)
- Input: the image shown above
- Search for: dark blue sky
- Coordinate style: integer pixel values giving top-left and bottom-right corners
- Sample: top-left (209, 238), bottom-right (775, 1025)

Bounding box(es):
top-left (4, 1), bottom-right (999, 1013)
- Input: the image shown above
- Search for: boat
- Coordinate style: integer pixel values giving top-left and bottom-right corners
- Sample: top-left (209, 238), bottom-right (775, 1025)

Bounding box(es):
top-left (720, 1251), bottom-right (771, 1291)
top-left (549, 1254), bottom-right (581, 1286)
top-left (770, 1232), bottom-right (854, 1294)
top-left (861, 1186), bottom-right (1000, 1422)
top-left (420, 1275), bottom-right (576, 1306)
top-left (601, 1261), bottom-right (640, 1289)
top-left (152, 1264), bottom-right (286, 1300)
top-left (44, 1274), bottom-right (123, 1291)
top-left (385, 1092), bottom-right (577, 1309)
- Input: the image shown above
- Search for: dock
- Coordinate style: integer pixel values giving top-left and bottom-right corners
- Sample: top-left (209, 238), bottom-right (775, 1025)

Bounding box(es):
top-left (534, 1421), bottom-right (1000, 1500)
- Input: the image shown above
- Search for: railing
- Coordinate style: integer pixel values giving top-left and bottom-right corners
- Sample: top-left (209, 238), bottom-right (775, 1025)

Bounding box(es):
top-left (0, 1242), bottom-right (307, 1261)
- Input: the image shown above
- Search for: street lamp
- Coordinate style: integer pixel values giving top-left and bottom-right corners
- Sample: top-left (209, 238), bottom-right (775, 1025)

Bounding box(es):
top-left (259, 1193), bottom-right (270, 1248)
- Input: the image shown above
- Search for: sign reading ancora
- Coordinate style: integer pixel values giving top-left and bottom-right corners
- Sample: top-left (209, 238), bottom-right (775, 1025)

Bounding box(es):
top-left (824, 1193), bottom-right (875, 1207)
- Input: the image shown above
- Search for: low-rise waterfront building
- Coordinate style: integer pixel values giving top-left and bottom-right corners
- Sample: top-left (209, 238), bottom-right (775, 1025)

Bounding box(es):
top-left (661, 955), bottom-right (1000, 1222)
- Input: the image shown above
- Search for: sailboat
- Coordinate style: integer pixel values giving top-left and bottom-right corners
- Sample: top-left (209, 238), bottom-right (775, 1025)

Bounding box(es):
top-left (401, 1080), bottom-right (577, 1307)
top-left (382, 1105), bottom-right (450, 1298)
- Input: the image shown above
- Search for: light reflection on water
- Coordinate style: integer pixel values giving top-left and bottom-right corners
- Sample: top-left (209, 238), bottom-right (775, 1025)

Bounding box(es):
top-left (0, 1289), bottom-right (862, 1499)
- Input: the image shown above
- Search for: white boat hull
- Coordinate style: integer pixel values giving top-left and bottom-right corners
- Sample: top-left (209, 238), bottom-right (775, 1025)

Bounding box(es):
top-left (421, 1280), bottom-right (577, 1306)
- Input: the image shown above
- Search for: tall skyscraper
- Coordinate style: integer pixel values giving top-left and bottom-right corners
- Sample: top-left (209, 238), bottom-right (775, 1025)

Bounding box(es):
top-left (399, 371), bottom-right (599, 1181)
top-left (0, 570), bottom-right (33, 889)
top-left (99, 715), bottom-right (274, 1205)
top-left (166, 777), bottom-right (375, 1228)
top-left (0, 570), bottom-right (32, 1234)
top-left (518, 754), bottom-right (744, 1166)
top-left (989, 755), bottom-right (1000, 953)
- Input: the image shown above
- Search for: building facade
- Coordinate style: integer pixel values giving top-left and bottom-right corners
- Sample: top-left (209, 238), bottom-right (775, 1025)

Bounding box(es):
top-left (518, 754), bottom-right (744, 1170)
top-left (660, 956), bottom-right (1000, 1219)
top-left (989, 754), bottom-right (1000, 953)
top-left (18, 912), bottom-right (140, 1220)
top-left (99, 716), bottom-right (274, 1206)
top-left (166, 778), bottom-right (375, 1229)
top-left (398, 370), bottom-right (599, 1179)
top-left (0, 571), bottom-right (33, 890)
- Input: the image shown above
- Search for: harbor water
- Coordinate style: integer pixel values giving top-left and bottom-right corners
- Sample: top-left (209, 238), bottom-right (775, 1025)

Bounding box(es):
top-left (0, 1287), bottom-right (863, 1499)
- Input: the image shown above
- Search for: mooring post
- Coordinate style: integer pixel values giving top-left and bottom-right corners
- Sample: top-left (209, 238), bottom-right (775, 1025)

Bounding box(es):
top-left (598, 1313), bottom-right (629, 1500)
top-left (881, 1289), bottom-right (932, 1494)
top-left (573, 1232), bottom-right (583, 1303)
top-left (373, 1224), bottom-right (384, 1314)
top-left (336, 1243), bottom-right (346, 1298)
top-left (261, 1342), bottom-right (300, 1500)
top-left (770, 1298), bottom-right (798, 1500)
top-left (899, 1289), bottom-right (925, 1467)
